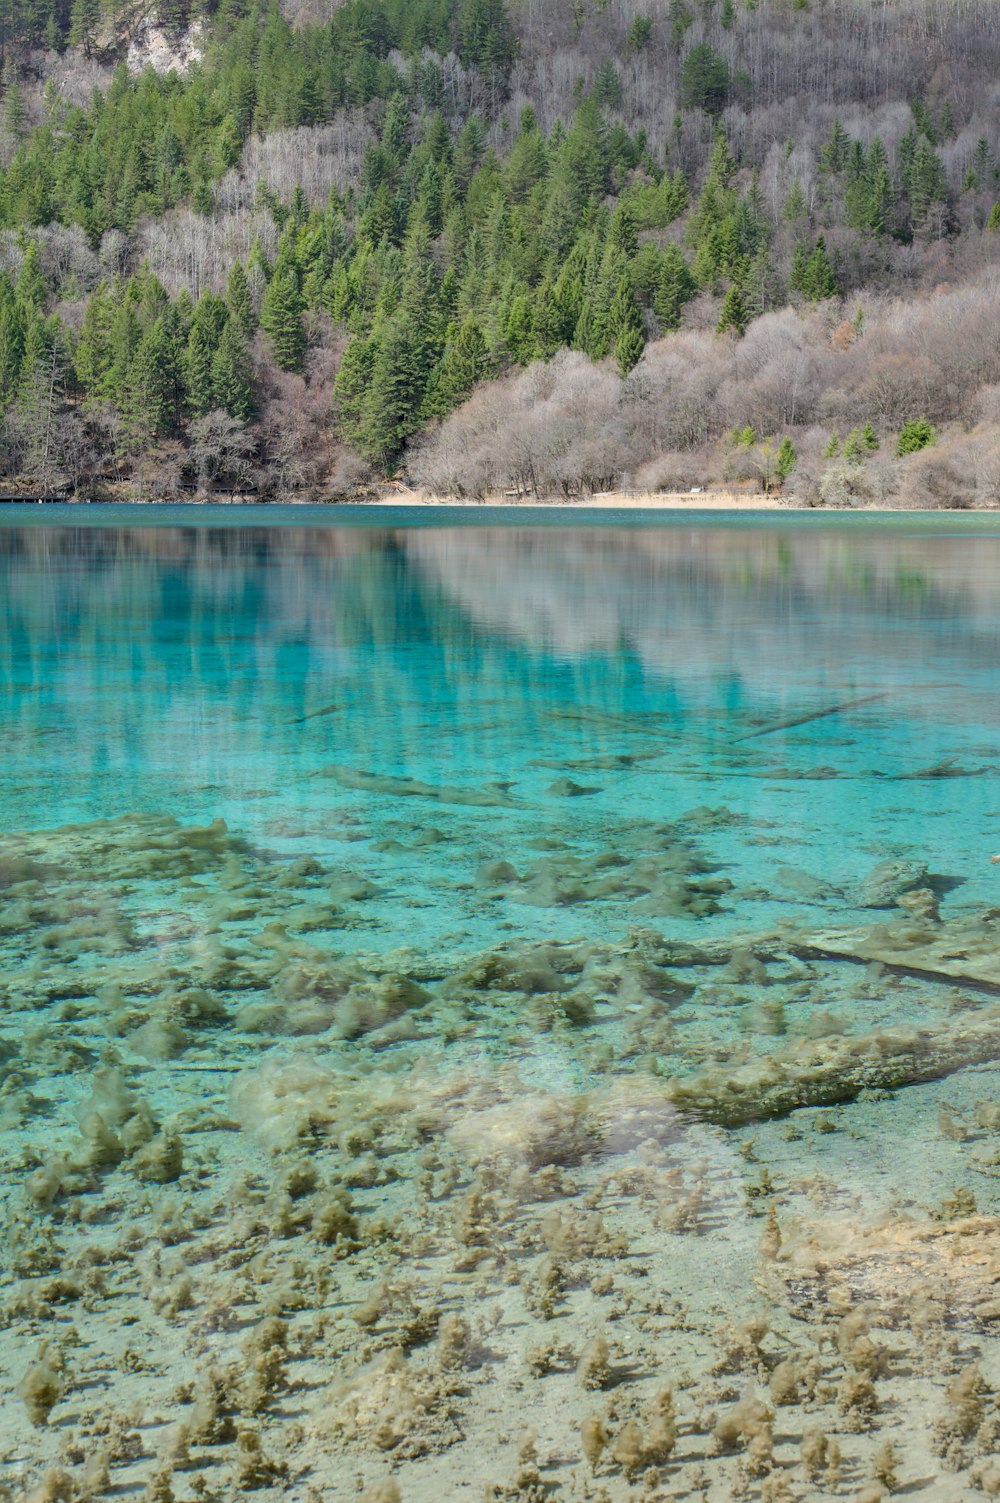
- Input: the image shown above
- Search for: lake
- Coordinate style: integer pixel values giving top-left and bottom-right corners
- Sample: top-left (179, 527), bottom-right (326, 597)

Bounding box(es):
top-left (2, 506), bottom-right (1000, 1501)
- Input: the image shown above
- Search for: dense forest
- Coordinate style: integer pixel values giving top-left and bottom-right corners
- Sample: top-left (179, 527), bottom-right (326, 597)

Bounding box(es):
top-left (2, 0), bottom-right (1000, 502)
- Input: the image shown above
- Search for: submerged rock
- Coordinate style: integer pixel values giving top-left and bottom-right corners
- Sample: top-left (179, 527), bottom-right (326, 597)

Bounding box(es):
top-left (853, 858), bottom-right (929, 908)
top-left (323, 766), bottom-right (525, 807)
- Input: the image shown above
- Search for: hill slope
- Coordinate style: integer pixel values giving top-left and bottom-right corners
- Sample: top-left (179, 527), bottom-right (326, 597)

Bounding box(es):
top-left (1, 0), bottom-right (1000, 502)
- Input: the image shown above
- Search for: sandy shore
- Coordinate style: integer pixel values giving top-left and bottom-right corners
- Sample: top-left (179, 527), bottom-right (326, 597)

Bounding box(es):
top-left (379, 490), bottom-right (794, 509)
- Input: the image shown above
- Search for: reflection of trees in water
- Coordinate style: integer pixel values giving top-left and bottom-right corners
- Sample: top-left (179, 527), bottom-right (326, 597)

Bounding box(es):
top-left (403, 526), bottom-right (1000, 694)
top-left (0, 528), bottom-right (435, 791)
top-left (1, 523), bottom-right (999, 797)
top-left (0, 526), bottom-right (624, 789)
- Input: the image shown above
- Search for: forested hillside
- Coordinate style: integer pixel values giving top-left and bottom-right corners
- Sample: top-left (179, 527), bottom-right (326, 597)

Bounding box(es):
top-left (2, 0), bottom-right (1000, 501)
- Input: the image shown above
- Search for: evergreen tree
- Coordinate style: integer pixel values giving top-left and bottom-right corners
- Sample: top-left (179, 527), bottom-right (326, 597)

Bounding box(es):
top-left (186, 321), bottom-right (216, 418)
top-left (594, 59), bottom-right (623, 111)
top-left (557, 98), bottom-right (610, 208)
top-left (503, 289), bottom-right (536, 363)
top-left (458, 0), bottom-right (517, 77)
top-left (818, 118), bottom-right (851, 175)
top-left (0, 286), bottom-right (27, 407)
top-left (74, 283), bottom-right (115, 400)
top-left (68, 0), bottom-right (100, 56)
top-left (644, 168), bottom-right (688, 227)
top-left (3, 75), bottom-right (26, 140)
top-left (776, 436), bottom-right (797, 484)
top-left (260, 264), bottom-right (305, 371)
top-left (352, 312), bottom-right (431, 470)
top-left (743, 246), bottom-right (783, 321)
top-left (226, 262), bottom-right (255, 338)
top-left (615, 323), bottom-right (644, 377)
top-left (212, 319), bottom-right (255, 421)
top-left (334, 331), bottom-right (376, 436)
top-left (717, 283), bottom-right (748, 335)
top-left (10, 314), bottom-right (69, 489)
top-left (801, 235), bottom-right (838, 300)
top-left (783, 178), bottom-right (809, 224)
top-left (679, 43), bottom-right (730, 114)
top-left (124, 316), bottom-right (179, 444)
top-left (653, 244), bottom-right (695, 332)
top-left (423, 316), bottom-right (490, 416)
top-left (896, 418), bottom-right (935, 455)
top-left (905, 138), bottom-right (948, 230)
top-left (16, 243), bottom-right (46, 310)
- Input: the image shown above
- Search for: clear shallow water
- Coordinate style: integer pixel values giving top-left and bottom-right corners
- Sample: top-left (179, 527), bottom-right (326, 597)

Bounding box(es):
top-left (3, 510), bottom-right (1000, 943)
top-left (5, 508), bottom-right (1000, 1500)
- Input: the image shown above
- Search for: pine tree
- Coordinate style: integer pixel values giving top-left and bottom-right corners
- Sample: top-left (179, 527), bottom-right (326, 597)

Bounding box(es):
top-left (608, 201), bottom-right (638, 258)
top-left (212, 319), bottom-right (255, 421)
top-left (594, 59), bottom-right (623, 110)
top-left (422, 316), bottom-right (490, 417)
top-left (557, 98), bottom-right (610, 208)
top-left (653, 244), bottom-right (695, 332)
top-left (107, 295), bottom-right (142, 400)
top-left (782, 178), bottom-right (809, 225)
top-left (0, 289), bottom-right (27, 407)
top-left (744, 246), bottom-right (783, 321)
top-left (16, 243), bottom-right (46, 311)
top-left (74, 284), bottom-right (115, 400)
top-left (503, 290), bottom-right (536, 363)
top-left (69, 0), bottom-right (100, 54)
top-left (776, 436), bottom-right (797, 484)
top-left (260, 264), bottom-right (305, 372)
top-left (334, 331), bottom-right (376, 436)
top-left (971, 137), bottom-right (996, 192)
top-left (906, 138), bottom-right (948, 231)
top-left (818, 118), bottom-right (850, 175)
top-left (186, 321), bottom-right (216, 418)
top-left (896, 418), bottom-right (935, 456)
top-left (615, 324), bottom-right (644, 377)
top-left (353, 313), bottom-right (430, 471)
top-left (10, 314), bottom-right (69, 490)
top-left (801, 236), bottom-right (838, 300)
top-left (679, 43), bottom-right (730, 114)
top-left (124, 316), bottom-right (178, 444)
top-left (226, 262), bottom-right (255, 339)
top-left (3, 74), bottom-right (26, 140)
top-left (789, 240), bottom-right (809, 293)
top-left (458, 0), bottom-right (517, 77)
top-left (717, 284), bottom-right (748, 335)
top-left (606, 275), bottom-right (643, 367)
top-left (651, 168), bottom-right (688, 226)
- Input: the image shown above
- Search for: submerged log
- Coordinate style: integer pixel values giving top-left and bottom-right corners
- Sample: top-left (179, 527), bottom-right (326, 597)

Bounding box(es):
top-left (737, 691), bottom-right (891, 740)
top-left (664, 1006), bottom-right (1000, 1127)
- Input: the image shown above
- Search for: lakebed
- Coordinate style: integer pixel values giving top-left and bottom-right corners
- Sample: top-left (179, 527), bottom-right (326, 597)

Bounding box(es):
top-left (3, 509), bottom-right (1000, 1503)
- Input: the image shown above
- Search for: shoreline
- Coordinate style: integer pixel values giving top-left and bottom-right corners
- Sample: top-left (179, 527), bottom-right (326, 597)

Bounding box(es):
top-left (1, 492), bottom-right (998, 515)
top-left (377, 489), bottom-right (792, 509)
top-left (373, 490), bottom-right (990, 512)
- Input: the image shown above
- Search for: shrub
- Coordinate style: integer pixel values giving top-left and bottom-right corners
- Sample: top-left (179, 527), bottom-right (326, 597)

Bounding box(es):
top-left (896, 418), bottom-right (936, 456)
top-left (819, 461), bottom-right (892, 508)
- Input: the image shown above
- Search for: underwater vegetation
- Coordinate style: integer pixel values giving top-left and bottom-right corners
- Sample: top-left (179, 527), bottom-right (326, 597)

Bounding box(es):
top-left (1, 802), bottom-right (1000, 1501)
top-left (4, 516), bottom-right (1000, 1500)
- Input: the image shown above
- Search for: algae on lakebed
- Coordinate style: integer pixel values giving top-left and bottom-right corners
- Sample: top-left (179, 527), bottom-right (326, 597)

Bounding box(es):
top-left (4, 513), bottom-right (1000, 1501)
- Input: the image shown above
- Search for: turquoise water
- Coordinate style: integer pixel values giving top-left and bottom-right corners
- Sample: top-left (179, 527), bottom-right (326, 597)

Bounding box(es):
top-left (4, 510), bottom-right (1000, 941)
top-left (4, 507), bottom-right (1000, 1500)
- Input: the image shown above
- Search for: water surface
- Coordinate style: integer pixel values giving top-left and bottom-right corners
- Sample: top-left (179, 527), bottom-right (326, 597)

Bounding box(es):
top-left (3, 508), bottom-right (1000, 1501)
